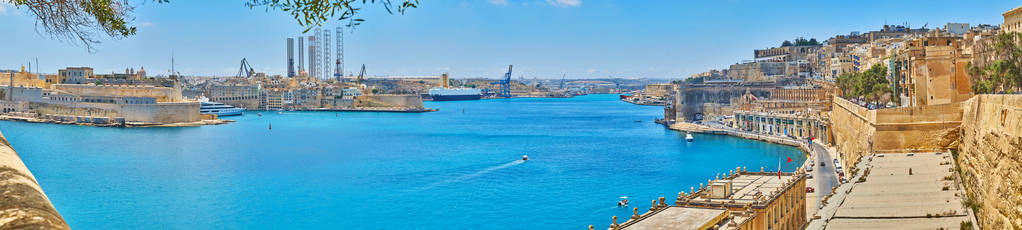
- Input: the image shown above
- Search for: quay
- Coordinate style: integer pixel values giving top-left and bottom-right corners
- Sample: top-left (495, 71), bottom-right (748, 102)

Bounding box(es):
top-left (0, 113), bottom-right (232, 127)
top-left (297, 107), bottom-right (438, 113)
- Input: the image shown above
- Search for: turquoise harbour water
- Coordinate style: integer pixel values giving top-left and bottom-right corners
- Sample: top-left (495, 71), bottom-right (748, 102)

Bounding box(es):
top-left (0, 94), bottom-right (803, 229)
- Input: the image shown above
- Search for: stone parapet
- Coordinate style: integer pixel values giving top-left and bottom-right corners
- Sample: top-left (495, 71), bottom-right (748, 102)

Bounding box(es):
top-left (0, 131), bottom-right (69, 229)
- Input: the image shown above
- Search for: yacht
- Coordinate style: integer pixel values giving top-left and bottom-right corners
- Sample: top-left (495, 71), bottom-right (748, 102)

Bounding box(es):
top-left (198, 98), bottom-right (245, 117)
top-left (685, 133), bottom-right (694, 142)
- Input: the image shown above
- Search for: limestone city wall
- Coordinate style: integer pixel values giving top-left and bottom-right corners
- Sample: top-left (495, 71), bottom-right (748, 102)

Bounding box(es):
top-left (829, 96), bottom-right (963, 172)
top-left (355, 95), bottom-right (424, 109)
top-left (828, 97), bottom-right (875, 171)
top-left (956, 94), bottom-right (1022, 229)
top-left (53, 84), bottom-right (182, 102)
top-left (30, 101), bottom-right (200, 124)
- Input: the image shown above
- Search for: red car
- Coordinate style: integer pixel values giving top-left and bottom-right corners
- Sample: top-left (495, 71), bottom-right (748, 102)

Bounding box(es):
top-left (805, 187), bottom-right (815, 193)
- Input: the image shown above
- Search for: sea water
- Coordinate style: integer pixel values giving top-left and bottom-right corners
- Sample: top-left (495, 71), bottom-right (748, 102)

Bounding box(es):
top-left (0, 94), bottom-right (803, 229)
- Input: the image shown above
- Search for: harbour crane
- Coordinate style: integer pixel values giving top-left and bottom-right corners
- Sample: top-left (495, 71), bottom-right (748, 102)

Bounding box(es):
top-left (356, 64), bottom-right (368, 94)
top-left (491, 65), bottom-right (513, 98)
top-left (236, 58), bottom-right (256, 78)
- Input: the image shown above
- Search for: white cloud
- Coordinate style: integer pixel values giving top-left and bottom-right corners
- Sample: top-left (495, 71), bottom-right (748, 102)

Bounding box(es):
top-left (487, 0), bottom-right (508, 6)
top-left (141, 22), bottom-right (154, 27)
top-left (546, 0), bottom-right (581, 7)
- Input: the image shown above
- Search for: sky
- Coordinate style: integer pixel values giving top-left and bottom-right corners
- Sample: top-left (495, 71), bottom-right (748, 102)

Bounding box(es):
top-left (0, 0), bottom-right (1018, 79)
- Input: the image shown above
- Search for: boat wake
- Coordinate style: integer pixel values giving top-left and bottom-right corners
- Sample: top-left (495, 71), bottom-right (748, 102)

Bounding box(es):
top-left (414, 159), bottom-right (525, 191)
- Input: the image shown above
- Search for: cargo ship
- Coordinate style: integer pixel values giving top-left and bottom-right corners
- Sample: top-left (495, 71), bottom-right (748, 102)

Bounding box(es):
top-left (428, 73), bottom-right (483, 101)
top-left (429, 87), bottom-right (483, 101)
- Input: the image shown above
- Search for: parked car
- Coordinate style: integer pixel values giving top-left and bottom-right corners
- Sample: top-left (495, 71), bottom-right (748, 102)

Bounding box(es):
top-left (805, 187), bottom-right (815, 193)
top-left (806, 164), bottom-right (813, 172)
top-left (807, 173), bottom-right (813, 179)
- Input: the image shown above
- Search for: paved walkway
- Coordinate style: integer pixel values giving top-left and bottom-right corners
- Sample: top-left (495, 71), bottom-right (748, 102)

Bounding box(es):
top-left (807, 152), bottom-right (975, 229)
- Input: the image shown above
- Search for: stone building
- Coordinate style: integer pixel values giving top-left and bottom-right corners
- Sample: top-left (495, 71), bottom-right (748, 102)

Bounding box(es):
top-left (643, 83), bottom-right (673, 98)
top-left (1003, 6), bottom-right (1022, 33)
top-left (205, 84), bottom-right (261, 109)
top-left (891, 35), bottom-right (974, 106)
top-left (753, 45), bottom-right (822, 63)
top-left (733, 112), bottom-right (830, 142)
top-left (606, 168), bottom-right (807, 230)
top-left (727, 62), bottom-right (797, 82)
top-left (56, 67), bottom-right (94, 84)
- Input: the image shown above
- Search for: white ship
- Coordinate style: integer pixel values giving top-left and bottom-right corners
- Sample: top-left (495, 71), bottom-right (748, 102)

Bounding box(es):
top-left (429, 87), bottom-right (483, 101)
top-left (197, 97), bottom-right (245, 116)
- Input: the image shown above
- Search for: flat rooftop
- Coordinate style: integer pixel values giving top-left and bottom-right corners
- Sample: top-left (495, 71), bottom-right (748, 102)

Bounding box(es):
top-left (695, 173), bottom-right (796, 203)
top-left (621, 207), bottom-right (727, 230)
top-left (825, 153), bottom-right (970, 229)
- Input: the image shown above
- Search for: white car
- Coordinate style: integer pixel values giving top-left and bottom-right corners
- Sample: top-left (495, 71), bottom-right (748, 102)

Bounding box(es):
top-left (806, 164), bottom-right (813, 172)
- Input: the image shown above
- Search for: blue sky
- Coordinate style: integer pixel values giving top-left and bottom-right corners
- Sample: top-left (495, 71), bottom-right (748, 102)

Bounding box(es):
top-left (0, 0), bottom-right (1017, 79)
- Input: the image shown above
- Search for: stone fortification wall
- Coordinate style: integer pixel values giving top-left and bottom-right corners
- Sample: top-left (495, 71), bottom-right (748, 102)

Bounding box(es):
top-left (0, 131), bottom-right (69, 229)
top-left (354, 95), bottom-right (424, 109)
top-left (829, 97), bottom-right (963, 170)
top-left (53, 84), bottom-right (182, 102)
top-left (119, 102), bottom-right (200, 124)
top-left (956, 94), bottom-right (1022, 229)
top-left (31, 101), bottom-right (200, 124)
top-left (828, 97), bottom-right (876, 170)
top-left (873, 102), bottom-right (962, 152)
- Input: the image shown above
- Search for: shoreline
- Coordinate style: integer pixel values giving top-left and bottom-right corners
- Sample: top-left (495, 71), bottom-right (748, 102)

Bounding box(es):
top-left (0, 114), bottom-right (233, 128)
top-left (291, 107), bottom-right (438, 113)
top-left (661, 120), bottom-right (814, 165)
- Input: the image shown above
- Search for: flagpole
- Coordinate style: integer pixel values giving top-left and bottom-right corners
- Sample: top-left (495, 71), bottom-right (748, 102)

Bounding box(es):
top-left (777, 157), bottom-right (782, 180)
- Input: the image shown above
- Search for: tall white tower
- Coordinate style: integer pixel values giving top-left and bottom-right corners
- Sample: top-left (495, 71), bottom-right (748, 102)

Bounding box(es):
top-left (314, 27), bottom-right (323, 79)
top-left (323, 29), bottom-right (331, 80)
top-left (335, 26), bottom-right (343, 79)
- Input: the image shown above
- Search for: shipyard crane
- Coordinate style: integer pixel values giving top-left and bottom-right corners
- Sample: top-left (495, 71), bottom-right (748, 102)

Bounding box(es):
top-left (491, 65), bottom-right (513, 98)
top-left (356, 64), bottom-right (368, 94)
top-left (236, 58), bottom-right (256, 78)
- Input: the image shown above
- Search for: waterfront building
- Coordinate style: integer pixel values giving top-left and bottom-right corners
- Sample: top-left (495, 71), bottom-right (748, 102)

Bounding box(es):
top-left (608, 168), bottom-right (807, 230)
top-left (205, 84), bottom-right (261, 109)
top-left (733, 111), bottom-right (830, 143)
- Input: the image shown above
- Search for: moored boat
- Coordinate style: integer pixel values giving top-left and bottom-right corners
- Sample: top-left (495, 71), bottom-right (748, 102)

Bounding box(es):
top-left (429, 87), bottom-right (483, 101)
top-left (198, 98), bottom-right (245, 117)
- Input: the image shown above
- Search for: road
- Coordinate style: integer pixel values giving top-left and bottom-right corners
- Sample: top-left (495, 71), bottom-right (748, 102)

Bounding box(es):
top-left (808, 141), bottom-right (839, 201)
top-left (700, 120), bottom-right (840, 206)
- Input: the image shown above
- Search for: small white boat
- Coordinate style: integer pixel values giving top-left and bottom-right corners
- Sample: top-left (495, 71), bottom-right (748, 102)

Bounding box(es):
top-left (522, 155), bottom-right (529, 161)
top-left (685, 133), bottom-right (694, 142)
top-left (618, 196), bottom-right (629, 206)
